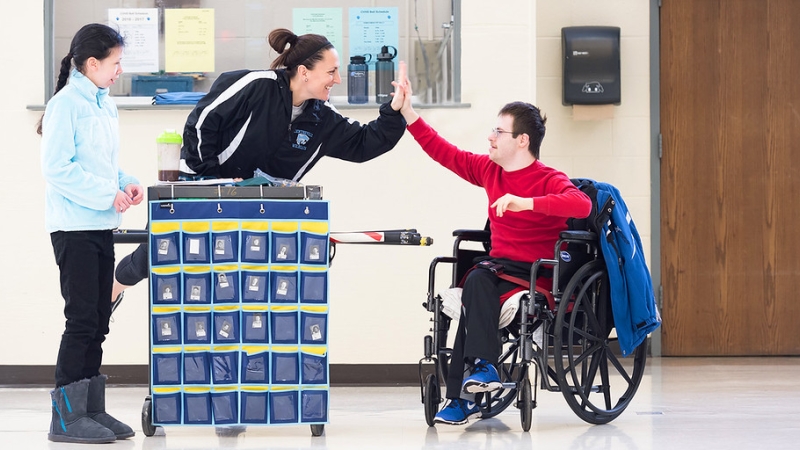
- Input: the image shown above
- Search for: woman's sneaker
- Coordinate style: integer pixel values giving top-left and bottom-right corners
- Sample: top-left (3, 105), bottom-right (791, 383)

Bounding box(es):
top-left (433, 398), bottom-right (481, 425)
top-left (111, 291), bottom-right (124, 314)
top-left (462, 359), bottom-right (502, 394)
top-left (110, 292), bottom-right (124, 323)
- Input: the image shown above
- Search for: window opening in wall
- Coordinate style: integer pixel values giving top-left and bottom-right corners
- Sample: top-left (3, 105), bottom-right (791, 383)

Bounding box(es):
top-left (44, 0), bottom-right (461, 106)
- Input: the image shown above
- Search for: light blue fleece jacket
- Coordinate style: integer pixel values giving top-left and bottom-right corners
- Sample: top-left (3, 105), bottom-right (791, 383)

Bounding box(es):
top-left (41, 69), bottom-right (138, 233)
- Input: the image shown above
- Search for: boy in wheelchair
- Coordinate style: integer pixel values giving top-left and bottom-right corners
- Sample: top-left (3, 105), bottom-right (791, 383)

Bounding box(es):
top-left (394, 71), bottom-right (592, 425)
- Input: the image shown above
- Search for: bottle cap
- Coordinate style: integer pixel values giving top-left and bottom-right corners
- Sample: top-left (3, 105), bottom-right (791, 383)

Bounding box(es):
top-left (350, 55), bottom-right (367, 64)
top-left (377, 45), bottom-right (397, 61)
top-left (157, 129), bottom-right (182, 144)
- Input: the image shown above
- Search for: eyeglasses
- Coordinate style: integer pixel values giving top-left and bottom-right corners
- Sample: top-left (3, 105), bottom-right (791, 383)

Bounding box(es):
top-left (490, 128), bottom-right (514, 138)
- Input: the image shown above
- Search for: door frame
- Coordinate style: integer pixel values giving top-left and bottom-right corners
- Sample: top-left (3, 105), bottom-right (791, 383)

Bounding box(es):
top-left (649, 0), bottom-right (662, 357)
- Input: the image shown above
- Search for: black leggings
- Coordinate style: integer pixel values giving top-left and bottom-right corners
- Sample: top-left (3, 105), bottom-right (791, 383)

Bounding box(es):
top-left (115, 242), bottom-right (149, 286)
top-left (51, 230), bottom-right (114, 387)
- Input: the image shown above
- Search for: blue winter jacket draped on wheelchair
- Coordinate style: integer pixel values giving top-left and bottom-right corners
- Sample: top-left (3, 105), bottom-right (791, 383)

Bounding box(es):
top-left (594, 181), bottom-right (661, 356)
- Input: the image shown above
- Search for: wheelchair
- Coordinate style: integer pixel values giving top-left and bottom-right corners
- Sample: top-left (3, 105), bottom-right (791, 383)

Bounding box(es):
top-left (418, 219), bottom-right (648, 430)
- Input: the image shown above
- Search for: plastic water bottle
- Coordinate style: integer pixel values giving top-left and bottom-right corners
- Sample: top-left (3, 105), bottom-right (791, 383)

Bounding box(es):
top-left (347, 55), bottom-right (370, 104)
top-left (375, 45), bottom-right (397, 104)
top-left (156, 129), bottom-right (182, 182)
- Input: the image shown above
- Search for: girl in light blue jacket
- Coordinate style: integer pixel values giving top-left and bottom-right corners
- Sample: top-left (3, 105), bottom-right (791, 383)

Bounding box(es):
top-left (38, 23), bottom-right (143, 444)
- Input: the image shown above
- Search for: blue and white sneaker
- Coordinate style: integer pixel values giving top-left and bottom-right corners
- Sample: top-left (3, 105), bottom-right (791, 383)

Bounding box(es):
top-left (462, 359), bottom-right (502, 394)
top-left (434, 398), bottom-right (481, 425)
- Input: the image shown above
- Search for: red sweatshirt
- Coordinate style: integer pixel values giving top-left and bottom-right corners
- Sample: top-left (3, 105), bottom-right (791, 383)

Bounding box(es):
top-left (408, 118), bottom-right (592, 263)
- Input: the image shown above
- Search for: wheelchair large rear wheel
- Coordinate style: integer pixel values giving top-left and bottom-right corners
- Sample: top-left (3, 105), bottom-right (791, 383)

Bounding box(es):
top-left (554, 260), bottom-right (647, 424)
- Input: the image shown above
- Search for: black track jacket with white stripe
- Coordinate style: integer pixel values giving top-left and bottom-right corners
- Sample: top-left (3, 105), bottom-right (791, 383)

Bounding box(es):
top-left (179, 69), bottom-right (406, 180)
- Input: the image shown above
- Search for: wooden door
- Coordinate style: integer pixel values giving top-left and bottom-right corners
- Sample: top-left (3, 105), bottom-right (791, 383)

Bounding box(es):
top-left (660, 0), bottom-right (800, 355)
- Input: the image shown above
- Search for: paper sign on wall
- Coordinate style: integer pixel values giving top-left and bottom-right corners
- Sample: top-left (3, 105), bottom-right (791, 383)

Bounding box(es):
top-left (108, 8), bottom-right (159, 73)
top-left (349, 7), bottom-right (399, 68)
top-left (292, 8), bottom-right (343, 56)
top-left (165, 8), bottom-right (215, 73)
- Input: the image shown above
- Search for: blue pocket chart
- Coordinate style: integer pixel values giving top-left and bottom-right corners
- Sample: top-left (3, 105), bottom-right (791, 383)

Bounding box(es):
top-left (301, 233), bottom-right (328, 265)
top-left (301, 390), bottom-right (328, 423)
top-left (242, 311), bottom-right (269, 343)
top-left (152, 353), bottom-right (181, 385)
top-left (301, 312), bottom-right (327, 345)
top-left (153, 313), bottom-right (181, 345)
top-left (269, 391), bottom-right (298, 424)
top-left (211, 232), bottom-right (238, 263)
top-left (241, 232), bottom-right (269, 262)
top-left (153, 274), bottom-right (180, 305)
top-left (270, 272), bottom-right (297, 303)
top-left (184, 392), bottom-right (212, 424)
top-left (213, 311), bottom-right (240, 344)
top-left (212, 391), bottom-right (239, 425)
top-left (184, 273), bottom-right (211, 304)
top-left (184, 313), bottom-right (211, 344)
top-left (272, 233), bottom-right (298, 263)
top-left (151, 233), bottom-right (180, 265)
top-left (153, 392), bottom-right (182, 424)
top-left (183, 352), bottom-right (210, 385)
top-left (270, 311), bottom-right (298, 344)
top-left (240, 391), bottom-right (268, 423)
top-left (211, 352), bottom-right (239, 385)
top-left (241, 351), bottom-right (269, 384)
top-left (301, 353), bottom-right (328, 385)
top-left (149, 197), bottom-right (330, 427)
top-left (242, 272), bottom-right (268, 302)
top-left (271, 353), bottom-right (299, 385)
top-left (183, 233), bottom-right (210, 264)
top-left (213, 271), bottom-right (239, 303)
top-left (300, 272), bottom-right (327, 304)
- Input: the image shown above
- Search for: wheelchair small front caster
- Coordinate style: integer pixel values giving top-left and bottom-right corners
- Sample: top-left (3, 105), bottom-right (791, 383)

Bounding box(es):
top-left (423, 373), bottom-right (441, 426)
top-left (519, 377), bottom-right (533, 432)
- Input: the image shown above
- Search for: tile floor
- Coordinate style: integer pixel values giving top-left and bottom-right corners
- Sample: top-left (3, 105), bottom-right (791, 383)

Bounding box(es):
top-left (1, 357), bottom-right (799, 449)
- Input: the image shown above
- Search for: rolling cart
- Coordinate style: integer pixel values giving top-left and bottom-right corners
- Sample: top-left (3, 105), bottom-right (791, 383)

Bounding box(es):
top-left (142, 184), bottom-right (329, 437)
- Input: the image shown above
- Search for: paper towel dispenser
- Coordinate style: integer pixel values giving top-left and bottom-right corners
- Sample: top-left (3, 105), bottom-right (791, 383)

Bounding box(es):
top-left (562, 26), bottom-right (620, 105)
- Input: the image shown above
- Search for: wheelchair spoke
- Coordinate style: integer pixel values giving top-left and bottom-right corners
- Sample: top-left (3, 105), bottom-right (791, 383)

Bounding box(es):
top-left (568, 340), bottom-right (602, 368)
top-left (605, 349), bottom-right (634, 386)
top-left (571, 342), bottom-right (602, 396)
top-left (599, 351), bottom-right (613, 410)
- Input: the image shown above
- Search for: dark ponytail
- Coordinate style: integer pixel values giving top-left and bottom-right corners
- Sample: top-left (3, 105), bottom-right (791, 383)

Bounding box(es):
top-left (37, 23), bottom-right (125, 135)
top-left (268, 28), bottom-right (333, 78)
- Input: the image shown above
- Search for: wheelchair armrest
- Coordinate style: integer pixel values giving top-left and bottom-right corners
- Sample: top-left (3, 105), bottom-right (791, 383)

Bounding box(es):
top-left (559, 230), bottom-right (596, 242)
top-left (452, 229), bottom-right (491, 242)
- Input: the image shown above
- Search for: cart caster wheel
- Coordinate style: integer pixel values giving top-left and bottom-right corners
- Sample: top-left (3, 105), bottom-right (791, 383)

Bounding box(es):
top-left (141, 396), bottom-right (157, 437)
top-left (310, 424), bottom-right (325, 437)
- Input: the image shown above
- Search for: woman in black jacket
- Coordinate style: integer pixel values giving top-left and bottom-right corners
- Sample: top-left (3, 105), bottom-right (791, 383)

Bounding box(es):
top-left (112, 28), bottom-right (408, 306)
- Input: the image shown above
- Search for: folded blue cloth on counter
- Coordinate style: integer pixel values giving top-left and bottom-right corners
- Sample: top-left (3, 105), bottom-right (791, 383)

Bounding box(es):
top-left (152, 92), bottom-right (207, 105)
